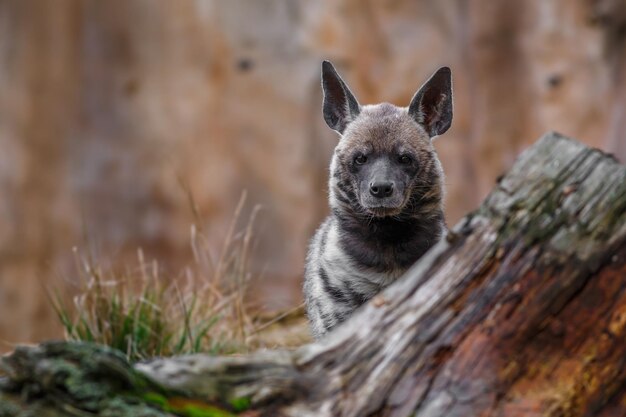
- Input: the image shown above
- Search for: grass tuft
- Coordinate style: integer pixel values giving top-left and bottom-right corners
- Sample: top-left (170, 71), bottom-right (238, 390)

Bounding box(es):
top-left (49, 192), bottom-right (261, 362)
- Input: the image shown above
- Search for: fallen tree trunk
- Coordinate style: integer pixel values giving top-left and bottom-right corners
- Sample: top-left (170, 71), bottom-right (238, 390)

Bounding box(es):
top-left (2, 132), bottom-right (625, 417)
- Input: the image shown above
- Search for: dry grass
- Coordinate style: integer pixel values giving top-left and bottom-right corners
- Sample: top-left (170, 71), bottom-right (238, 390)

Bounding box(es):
top-left (49, 192), bottom-right (263, 362)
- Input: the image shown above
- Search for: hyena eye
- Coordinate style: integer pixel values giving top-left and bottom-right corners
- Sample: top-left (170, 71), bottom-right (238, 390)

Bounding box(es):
top-left (398, 154), bottom-right (413, 165)
top-left (354, 154), bottom-right (368, 165)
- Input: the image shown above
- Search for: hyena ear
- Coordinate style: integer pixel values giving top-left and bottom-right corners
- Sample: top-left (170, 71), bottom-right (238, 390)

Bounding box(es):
top-left (321, 60), bottom-right (361, 134)
top-left (408, 67), bottom-right (453, 138)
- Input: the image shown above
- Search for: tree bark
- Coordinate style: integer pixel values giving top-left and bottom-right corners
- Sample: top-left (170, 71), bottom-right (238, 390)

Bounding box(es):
top-left (2, 132), bottom-right (625, 416)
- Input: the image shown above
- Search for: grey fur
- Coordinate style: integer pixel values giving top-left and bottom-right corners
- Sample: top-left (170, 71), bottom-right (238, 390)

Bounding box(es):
top-left (304, 61), bottom-right (453, 339)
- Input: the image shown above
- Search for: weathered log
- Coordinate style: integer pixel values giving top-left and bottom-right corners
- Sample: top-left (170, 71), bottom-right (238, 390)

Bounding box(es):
top-left (1, 132), bottom-right (625, 417)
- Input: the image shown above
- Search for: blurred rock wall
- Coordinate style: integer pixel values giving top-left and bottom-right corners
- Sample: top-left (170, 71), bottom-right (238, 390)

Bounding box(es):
top-left (0, 0), bottom-right (624, 345)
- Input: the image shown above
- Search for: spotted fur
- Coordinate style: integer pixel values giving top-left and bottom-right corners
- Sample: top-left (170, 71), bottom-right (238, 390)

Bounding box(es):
top-left (304, 61), bottom-right (453, 339)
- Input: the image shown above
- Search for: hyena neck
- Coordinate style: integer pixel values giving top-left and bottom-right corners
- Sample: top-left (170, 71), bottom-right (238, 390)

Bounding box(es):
top-left (331, 203), bottom-right (445, 273)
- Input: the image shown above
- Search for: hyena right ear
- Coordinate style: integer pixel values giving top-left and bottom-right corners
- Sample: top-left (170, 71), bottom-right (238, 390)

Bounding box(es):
top-left (408, 67), bottom-right (453, 138)
top-left (321, 61), bottom-right (361, 134)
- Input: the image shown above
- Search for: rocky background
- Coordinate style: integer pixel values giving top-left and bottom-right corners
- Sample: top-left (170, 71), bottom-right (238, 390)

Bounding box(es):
top-left (0, 0), bottom-right (624, 347)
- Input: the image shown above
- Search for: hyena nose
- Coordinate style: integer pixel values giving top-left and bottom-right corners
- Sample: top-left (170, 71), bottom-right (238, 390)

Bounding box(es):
top-left (370, 181), bottom-right (394, 198)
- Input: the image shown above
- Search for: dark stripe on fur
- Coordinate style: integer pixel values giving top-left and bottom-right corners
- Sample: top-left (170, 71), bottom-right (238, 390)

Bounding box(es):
top-left (335, 178), bottom-right (358, 202)
top-left (334, 309), bottom-right (349, 325)
top-left (316, 299), bottom-right (334, 331)
top-left (344, 280), bottom-right (371, 307)
top-left (320, 266), bottom-right (351, 305)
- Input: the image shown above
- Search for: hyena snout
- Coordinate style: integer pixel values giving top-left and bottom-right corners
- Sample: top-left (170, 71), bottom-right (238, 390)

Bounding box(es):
top-left (355, 158), bottom-right (410, 214)
top-left (361, 180), bottom-right (404, 210)
top-left (369, 181), bottom-right (394, 198)
top-left (360, 181), bottom-right (407, 215)
top-left (358, 157), bottom-right (407, 210)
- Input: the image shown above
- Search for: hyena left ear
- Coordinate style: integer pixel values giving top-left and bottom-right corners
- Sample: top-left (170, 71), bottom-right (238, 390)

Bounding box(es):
top-left (408, 67), bottom-right (453, 138)
top-left (321, 60), bottom-right (361, 134)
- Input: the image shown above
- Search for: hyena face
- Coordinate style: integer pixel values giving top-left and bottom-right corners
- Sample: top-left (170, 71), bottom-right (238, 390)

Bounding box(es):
top-left (322, 61), bottom-right (452, 219)
top-left (333, 105), bottom-right (435, 217)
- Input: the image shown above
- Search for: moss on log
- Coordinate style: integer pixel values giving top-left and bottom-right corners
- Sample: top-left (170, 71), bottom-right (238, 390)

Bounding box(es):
top-left (1, 132), bottom-right (625, 417)
top-left (0, 342), bottom-right (249, 416)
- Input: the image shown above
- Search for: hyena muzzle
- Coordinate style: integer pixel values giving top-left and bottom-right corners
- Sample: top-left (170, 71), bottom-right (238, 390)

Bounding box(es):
top-left (303, 61), bottom-right (453, 339)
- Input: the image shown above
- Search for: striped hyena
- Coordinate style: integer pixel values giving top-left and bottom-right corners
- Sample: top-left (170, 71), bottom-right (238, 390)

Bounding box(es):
top-left (303, 61), bottom-right (453, 339)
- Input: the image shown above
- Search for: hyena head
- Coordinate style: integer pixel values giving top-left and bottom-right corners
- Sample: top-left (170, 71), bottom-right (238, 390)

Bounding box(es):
top-left (321, 61), bottom-right (452, 220)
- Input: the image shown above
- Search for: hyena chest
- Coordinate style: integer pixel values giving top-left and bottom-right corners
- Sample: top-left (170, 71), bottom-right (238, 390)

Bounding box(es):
top-left (304, 220), bottom-right (408, 339)
top-left (323, 257), bottom-right (404, 304)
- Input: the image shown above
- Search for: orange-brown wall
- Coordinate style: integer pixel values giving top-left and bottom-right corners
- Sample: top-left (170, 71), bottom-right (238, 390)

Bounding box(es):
top-left (0, 0), bottom-right (624, 346)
